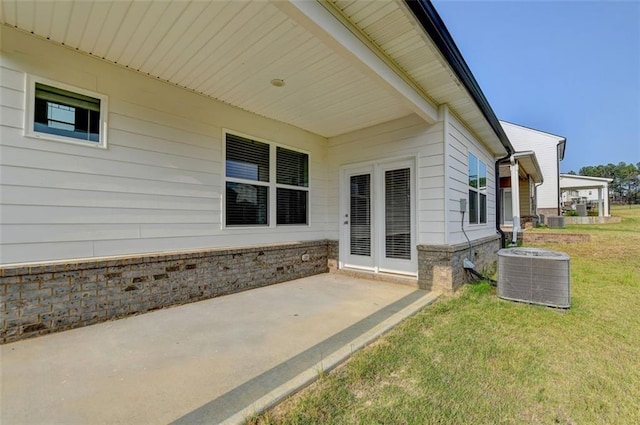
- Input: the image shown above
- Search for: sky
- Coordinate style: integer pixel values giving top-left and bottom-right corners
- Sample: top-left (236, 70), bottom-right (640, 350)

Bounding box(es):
top-left (432, 0), bottom-right (640, 173)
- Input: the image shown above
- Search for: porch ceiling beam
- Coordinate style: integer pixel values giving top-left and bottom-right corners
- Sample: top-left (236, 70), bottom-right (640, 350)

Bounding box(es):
top-left (274, 0), bottom-right (439, 125)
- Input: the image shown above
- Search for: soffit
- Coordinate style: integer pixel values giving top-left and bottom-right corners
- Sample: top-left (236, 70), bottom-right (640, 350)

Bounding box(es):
top-left (326, 0), bottom-right (506, 155)
top-left (498, 156), bottom-right (542, 183)
top-left (0, 0), bottom-right (413, 138)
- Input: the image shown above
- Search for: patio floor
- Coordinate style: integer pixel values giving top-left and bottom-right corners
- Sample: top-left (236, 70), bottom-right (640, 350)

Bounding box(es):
top-left (0, 273), bottom-right (438, 424)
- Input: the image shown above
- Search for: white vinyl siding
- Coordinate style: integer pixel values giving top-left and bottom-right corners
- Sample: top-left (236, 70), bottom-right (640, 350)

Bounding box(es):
top-left (446, 110), bottom-right (496, 244)
top-left (0, 27), bottom-right (328, 265)
top-left (501, 121), bottom-right (564, 211)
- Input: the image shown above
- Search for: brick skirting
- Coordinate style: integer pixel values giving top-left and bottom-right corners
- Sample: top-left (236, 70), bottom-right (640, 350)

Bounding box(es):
top-left (1, 241), bottom-right (329, 344)
top-left (563, 216), bottom-right (621, 225)
top-left (523, 233), bottom-right (590, 243)
top-left (418, 235), bottom-right (500, 294)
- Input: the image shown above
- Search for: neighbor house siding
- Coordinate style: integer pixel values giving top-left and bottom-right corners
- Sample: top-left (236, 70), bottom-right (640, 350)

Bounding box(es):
top-left (0, 27), bottom-right (329, 265)
top-left (501, 121), bottom-right (563, 213)
top-left (520, 177), bottom-right (532, 216)
top-left (446, 111), bottom-right (497, 245)
top-left (326, 114), bottom-right (445, 245)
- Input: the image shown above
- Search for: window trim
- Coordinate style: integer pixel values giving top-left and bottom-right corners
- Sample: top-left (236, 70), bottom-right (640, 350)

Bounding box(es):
top-left (24, 75), bottom-right (108, 149)
top-left (222, 129), bottom-right (310, 229)
top-left (468, 152), bottom-right (488, 225)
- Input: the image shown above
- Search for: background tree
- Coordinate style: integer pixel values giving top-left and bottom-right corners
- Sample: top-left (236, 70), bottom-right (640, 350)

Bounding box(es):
top-left (570, 161), bottom-right (640, 204)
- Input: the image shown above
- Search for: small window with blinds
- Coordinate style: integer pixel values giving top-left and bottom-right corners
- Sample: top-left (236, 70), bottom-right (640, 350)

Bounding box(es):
top-left (225, 132), bottom-right (309, 227)
top-left (26, 76), bottom-right (108, 148)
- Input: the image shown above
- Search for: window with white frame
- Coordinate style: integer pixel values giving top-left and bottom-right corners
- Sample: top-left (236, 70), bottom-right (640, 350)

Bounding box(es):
top-left (26, 76), bottom-right (108, 148)
top-left (225, 132), bottom-right (309, 227)
top-left (468, 152), bottom-right (487, 224)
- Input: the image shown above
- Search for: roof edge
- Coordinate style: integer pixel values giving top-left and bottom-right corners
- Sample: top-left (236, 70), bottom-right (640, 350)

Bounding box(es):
top-left (404, 0), bottom-right (513, 155)
top-left (560, 174), bottom-right (613, 183)
top-left (500, 119), bottom-right (567, 141)
top-left (513, 150), bottom-right (544, 184)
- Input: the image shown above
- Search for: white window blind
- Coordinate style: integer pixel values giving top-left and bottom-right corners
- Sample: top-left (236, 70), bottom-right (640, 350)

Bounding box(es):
top-left (350, 174), bottom-right (371, 256)
top-left (225, 134), bottom-right (270, 226)
top-left (33, 82), bottom-right (102, 143)
top-left (276, 147), bottom-right (309, 225)
top-left (225, 133), bottom-right (309, 227)
top-left (226, 134), bottom-right (269, 182)
top-left (385, 168), bottom-right (411, 260)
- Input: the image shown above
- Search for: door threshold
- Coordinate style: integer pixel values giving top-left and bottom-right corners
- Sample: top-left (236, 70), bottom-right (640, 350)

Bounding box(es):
top-left (332, 268), bottom-right (418, 288)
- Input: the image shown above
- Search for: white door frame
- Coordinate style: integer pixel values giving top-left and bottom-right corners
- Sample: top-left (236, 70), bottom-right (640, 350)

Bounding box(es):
top-left (340, 157), bottom-right (417, 276)
top-left (342, 165), bottom-right (376, 271)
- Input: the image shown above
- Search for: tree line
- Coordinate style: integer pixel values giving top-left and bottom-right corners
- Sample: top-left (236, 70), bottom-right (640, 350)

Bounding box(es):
top-left (567, 162), bottom-right (640, 204)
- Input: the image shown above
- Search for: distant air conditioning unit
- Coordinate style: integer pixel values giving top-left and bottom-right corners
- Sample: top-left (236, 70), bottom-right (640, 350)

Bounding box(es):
top-left (498, 248), bottom-right (570, 308)
top-left (547, 216), bottom-right (565, 228)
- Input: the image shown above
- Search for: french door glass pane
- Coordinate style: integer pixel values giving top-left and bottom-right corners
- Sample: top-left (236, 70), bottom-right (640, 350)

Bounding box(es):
top-left (350, 174), bottom-right (371, 256)
top-left (385, 168), bottom-right (411, 260)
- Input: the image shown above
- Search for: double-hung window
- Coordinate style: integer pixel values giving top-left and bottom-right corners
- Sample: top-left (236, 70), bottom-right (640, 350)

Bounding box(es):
top-left (25, 76), bottom-right (108, 148)
top-left (468, 152), bottom-right (487, 224)
top-left (225, 132), bottom-right (309, 227)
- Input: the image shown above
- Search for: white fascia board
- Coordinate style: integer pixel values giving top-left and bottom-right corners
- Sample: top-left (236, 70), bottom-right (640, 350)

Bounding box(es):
top-left (275, 0), bottom-right (438, 125)
top-left (560, 174), bottom-right (613, 183)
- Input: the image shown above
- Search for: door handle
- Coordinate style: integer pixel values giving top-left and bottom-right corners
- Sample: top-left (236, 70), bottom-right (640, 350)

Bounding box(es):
top-left (344, 220), bottom-right (349, 225)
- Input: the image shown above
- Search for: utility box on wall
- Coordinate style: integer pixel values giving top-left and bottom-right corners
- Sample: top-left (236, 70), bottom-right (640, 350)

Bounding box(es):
top-left (497, 248), bottom-right (571, 308)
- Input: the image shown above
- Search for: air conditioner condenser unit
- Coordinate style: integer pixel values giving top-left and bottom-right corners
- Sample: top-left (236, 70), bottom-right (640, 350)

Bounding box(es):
top-left (498, 247), bottom-right (570, 308)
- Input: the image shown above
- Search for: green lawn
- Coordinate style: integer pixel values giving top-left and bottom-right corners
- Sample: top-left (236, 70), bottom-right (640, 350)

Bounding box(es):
top-left (252, 205), bottom-right (640, 425)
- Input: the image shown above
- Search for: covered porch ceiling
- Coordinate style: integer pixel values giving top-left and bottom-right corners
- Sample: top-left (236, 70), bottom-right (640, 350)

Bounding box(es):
top-left (0, 0), bottom-right (507, 152)
top-left (499, 151), bottom-right (543, 184)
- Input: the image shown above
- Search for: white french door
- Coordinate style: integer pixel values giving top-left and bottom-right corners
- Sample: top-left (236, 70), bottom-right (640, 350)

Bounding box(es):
top-left (341, 159), bottom-right (416, 275)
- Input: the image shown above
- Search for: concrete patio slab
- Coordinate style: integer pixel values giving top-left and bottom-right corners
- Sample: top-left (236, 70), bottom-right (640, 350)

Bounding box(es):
top-left (0, 273), bottom-right (438, 424)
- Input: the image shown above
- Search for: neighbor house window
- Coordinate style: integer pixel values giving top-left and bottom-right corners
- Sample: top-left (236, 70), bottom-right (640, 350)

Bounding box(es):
top-left (225, 132), bottom-right (309, 227)
top-left (468, 153), bottom-right (487, 224)
top-left (25, 76), bottom-right (108, 148)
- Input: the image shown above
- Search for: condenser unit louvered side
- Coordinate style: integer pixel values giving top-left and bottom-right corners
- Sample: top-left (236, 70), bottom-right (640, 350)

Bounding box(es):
top-left (498, 248), bottom-right (571, 308)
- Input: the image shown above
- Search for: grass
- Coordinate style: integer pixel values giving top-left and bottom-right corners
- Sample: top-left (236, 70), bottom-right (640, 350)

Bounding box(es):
top-left (250, 205), bottom-right (640, 425)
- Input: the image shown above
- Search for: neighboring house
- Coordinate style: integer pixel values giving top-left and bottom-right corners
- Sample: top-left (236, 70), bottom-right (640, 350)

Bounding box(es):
top-left (0, 0), bottom-right (514, 342)
top-left (498, 151), bottom-right (543, 231)
top-left (560, 174), bottom-right (612, 216)
top-left (500, 121), bottom-right (567, 220)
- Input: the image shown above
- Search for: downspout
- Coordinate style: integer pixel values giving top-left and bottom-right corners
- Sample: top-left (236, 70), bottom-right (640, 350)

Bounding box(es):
top-left (556, 139), bottom-right (567, 216)
top-left (556, 152), bottom-right (561, 216)
top-left (495, 153), bottom-right (512, 249)
top-left (535, 182), bottom-right (544, 224)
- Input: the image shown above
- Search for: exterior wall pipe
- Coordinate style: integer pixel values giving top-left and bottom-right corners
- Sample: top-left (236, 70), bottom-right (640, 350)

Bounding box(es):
top-left (495, 152), bottom-right (512, 248)
top-left (509, 154), bottom-right (521, 244)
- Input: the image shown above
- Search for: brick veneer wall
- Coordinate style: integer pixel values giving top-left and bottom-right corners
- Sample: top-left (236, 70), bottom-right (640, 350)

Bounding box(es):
top-left (563, 216), bottom-right (621, 225)
top-left (327, 240), bottom-right (339, 271)
top-left (0, 241), bottom-right (329, 344)
top-left (523, 233), bottom-right (590, 243)
top-left (417, 235), bottom-right (500, 294)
